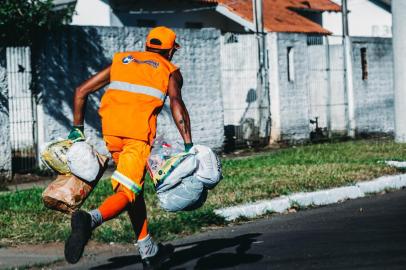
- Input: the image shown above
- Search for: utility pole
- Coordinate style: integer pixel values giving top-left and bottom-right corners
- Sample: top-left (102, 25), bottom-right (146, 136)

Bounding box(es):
top-left (253, 0), bottom-right (271, 141)
top-left (342, 0), bottom-right (356, 138)
top-left (393, 0), bottom-right (406, 142)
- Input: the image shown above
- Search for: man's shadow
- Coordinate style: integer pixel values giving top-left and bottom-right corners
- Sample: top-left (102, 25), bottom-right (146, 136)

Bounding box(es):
top-left (90, 233), bottom-right (263, 269)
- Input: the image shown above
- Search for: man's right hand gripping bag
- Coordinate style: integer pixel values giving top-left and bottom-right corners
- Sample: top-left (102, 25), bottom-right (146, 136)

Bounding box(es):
top-left (147, 137), bottom-right (222, 212)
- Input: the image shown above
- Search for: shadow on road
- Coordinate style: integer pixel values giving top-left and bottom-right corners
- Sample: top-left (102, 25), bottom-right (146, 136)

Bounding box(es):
top-left (89, 254), bottom-right (142, 270)
top-left (165, 233), bottom-right (263, 269)
top-left (89, 233), bottom-right (263, 269)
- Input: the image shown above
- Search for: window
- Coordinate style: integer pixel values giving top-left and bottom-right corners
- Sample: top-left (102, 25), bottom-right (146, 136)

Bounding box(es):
top-left (361, 47), bottom-right (368, 81)
top-left (185, 22), bottom-right (203, 29)
top-left (137, 19), bottom-right (156, 27)
top-left (287, 47), bottom-right (295, 82)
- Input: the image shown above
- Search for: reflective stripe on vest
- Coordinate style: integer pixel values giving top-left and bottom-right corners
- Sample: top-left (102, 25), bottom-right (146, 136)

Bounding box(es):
top-left (108, 81), bottom-right (166, 101)
top-left (111, 170), bottom-right (143, 195)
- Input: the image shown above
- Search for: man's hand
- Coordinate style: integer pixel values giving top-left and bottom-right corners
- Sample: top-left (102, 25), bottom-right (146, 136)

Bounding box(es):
top-left (184, 143), bottom-right (194, 152)
top-left (167, 70), bottom-right (193, 148)
top-left (68, 125), bottom-right (85, 142)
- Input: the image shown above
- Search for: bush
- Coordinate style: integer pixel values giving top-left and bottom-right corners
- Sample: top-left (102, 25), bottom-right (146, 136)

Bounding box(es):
top-left (0, 0), bottom-right (75, 45)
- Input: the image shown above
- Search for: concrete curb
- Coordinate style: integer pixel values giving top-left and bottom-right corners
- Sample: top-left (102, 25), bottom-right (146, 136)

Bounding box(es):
top-left (214, 174), bottom-right (406, 221)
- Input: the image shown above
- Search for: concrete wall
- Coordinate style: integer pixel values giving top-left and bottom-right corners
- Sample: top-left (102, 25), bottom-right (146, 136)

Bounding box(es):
top-left (32, 26), bottom-right (224, 154)
top-left (268, 34), bottom-right (395, 143)
top-left (71, 0), bottom-right (247, 33)
top-left (0, 49), bottom-right (12, 182)
top-left (270, 33), bottom-right (311, 142)
top-left (113, 10), bottom-right (247, 33)
top-left (351, 37), bottom-right (394, 135)
top-left (221, 34), bottom-right (258, 127)
top-left (304, 43), bottom-right (347, 135)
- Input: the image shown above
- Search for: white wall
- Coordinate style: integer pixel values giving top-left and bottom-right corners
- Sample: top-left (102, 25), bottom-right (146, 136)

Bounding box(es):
top-left (70, 0), bottom-right (247, 32)
top-left (71, 0), bottom-right (112, 26)
top-left (323, 0), bottom-right (392, 37)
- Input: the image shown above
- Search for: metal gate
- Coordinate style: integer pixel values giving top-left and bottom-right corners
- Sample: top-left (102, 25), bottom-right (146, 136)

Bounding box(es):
top-left (306, 36), bottom-right (347, 140)
top-left (221, 33), bottom-right (260, 150)
top-left (6, 47), bottom-right (37, 173)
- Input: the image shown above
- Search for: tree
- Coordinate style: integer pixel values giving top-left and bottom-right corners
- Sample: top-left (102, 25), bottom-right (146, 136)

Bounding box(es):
top-left (0, 0), bottom-right (75, 45)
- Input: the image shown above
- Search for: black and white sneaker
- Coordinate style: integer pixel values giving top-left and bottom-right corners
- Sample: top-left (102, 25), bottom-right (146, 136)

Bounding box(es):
top-left (64, 210), bottom-right (92, 264)
top-left (142, 243), bottom-right (174, 270)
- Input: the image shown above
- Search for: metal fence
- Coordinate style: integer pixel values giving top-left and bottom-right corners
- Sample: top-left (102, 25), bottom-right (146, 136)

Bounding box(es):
top-left (221, 33), bottom-right (260, 151)
top-left (6, 47), bottom-right (37, 173)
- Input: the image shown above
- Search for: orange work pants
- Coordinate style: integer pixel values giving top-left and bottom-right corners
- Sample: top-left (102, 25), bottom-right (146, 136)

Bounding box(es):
top-left (98, 136), bottom-right (151, 240)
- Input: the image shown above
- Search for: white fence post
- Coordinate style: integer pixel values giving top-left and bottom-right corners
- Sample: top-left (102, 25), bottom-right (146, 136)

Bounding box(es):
top-left (393, 0), bottom-right (406, 143)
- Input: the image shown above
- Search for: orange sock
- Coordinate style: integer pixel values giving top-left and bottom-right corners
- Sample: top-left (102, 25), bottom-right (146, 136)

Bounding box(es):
top-left (136, 219), bottom-right (148, 241)
top-left (98, 191), bottom-right (130, 221)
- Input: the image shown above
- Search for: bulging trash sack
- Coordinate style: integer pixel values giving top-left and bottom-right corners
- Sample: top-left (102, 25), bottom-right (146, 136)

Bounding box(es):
top-left (148, 136), bottom-right (198, 193)
top-left (155, 154), bottom-right (198, 193)
top-left (157, 176), bottom-right (207, 212)
top-left (67, 141), bottom-right (101, 182)
top-left (42, 153), bottom-right (109, 214)
top-left (192, 145), bottom-right (223, 189)
top-left (40, 139), bottom-right (73, 175)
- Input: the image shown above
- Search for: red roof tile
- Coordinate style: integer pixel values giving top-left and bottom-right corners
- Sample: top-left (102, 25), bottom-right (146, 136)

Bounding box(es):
top-left (201, 0), bottom-right (341, 34)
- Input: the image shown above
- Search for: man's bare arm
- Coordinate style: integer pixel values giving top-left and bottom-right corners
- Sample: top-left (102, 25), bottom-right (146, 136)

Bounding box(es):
top-left (73, 66), bottom-right (111, 125)
top-left (168, 70), bottom-right (192, 144)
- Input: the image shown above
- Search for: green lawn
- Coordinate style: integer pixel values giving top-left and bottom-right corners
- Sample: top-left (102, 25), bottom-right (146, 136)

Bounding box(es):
top-left (1, 139), bottom-right (405, 245)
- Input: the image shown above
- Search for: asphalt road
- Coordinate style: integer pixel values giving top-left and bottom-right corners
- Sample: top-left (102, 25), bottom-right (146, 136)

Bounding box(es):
top-left (58, 189), bottom-right (406, 270)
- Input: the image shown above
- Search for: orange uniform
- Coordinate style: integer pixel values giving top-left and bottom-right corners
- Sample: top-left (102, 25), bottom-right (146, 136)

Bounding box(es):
top-left (98, 51), bottom-right (178, 200)
top-left (97, 50), bottom-right (178, 241)
top-left (99, 51), bottom-right (178, 144)
top-left (65, 27), bottom-right (182, 264)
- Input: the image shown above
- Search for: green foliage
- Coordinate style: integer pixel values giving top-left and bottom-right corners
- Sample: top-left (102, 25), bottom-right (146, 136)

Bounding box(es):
top-left (0, 0), bottom-right (75, 45)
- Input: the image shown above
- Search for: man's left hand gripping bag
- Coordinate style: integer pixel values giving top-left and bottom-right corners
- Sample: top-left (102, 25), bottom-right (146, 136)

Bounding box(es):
top-left (41, 140), bottom-right (109, 214)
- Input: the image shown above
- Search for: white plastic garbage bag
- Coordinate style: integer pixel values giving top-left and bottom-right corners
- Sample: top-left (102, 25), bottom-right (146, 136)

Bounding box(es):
top-left (192, 145), bottom-right (223, 189)
top-left (40, 139), bottom-right (73, 175)
top-left (157, 176), bottom-right (207, 212)
top-left (147, 136), bottom-right (222, 212)
top-left (67, 141), bottom-right (101, 182)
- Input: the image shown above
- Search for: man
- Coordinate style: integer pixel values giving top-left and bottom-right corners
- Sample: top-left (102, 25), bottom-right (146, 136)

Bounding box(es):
top-left (64, 26), bottom-right (193, 269)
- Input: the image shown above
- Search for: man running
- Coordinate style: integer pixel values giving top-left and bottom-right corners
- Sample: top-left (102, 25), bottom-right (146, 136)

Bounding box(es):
top-left (64, 26), bottom-right (193, 269)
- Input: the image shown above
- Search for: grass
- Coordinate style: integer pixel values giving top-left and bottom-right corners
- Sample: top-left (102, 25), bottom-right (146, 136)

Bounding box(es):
top-left (1, 139), bottom-right (406, 245)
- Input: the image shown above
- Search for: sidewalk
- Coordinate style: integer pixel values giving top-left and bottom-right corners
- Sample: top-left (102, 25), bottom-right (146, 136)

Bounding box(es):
top-left (4, 167), bottom-right (115, 193)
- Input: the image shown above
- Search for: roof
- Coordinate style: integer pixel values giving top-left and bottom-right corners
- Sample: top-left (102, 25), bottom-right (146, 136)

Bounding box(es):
top-left (202, 0), bottom-right (341, 34)
top-left (369, 0), bottom-right (391, 12)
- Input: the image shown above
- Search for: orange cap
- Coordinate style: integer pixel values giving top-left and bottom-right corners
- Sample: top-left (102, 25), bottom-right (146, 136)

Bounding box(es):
top-left (146, 26), bottom-right (180, 50)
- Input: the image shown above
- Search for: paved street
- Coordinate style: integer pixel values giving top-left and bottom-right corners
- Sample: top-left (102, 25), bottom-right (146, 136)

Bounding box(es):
top-left (52, 189), bottom-right (406, 270)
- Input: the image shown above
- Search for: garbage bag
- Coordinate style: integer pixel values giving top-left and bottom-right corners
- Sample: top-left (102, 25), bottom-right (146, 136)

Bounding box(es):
top-left (155, 154), bottom-right (198, 193)
top-left (192, 145), bottom-right (223, 189)
top-left (42, 153), bottom-right (109, 214)
top-left (147, 136), bottom-right (222, 212)
top-left (67, 141), bottom-right (101, 182)
top-left (156, 176), bottom-right (207, 212)
top-left (40, 139), bottom-right (73, 175)
top-left (147, 136), bottom-right (198, 193)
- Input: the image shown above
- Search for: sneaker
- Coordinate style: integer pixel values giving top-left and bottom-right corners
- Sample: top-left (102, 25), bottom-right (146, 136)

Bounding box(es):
top-left (64, 210), bottom-right (92, 264)
top-left (142, 243), bottom-right (174, 270)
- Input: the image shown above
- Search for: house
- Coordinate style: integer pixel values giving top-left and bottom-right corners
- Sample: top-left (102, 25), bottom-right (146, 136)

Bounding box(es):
top-left (323, 0), bottom-right (392, 37)
top-left (70, 0), bottom-right (341, 35)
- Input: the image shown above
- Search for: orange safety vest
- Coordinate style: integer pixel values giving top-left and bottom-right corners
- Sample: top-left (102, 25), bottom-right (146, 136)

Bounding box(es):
top-left (99, 51), bottom-right (178, 144)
